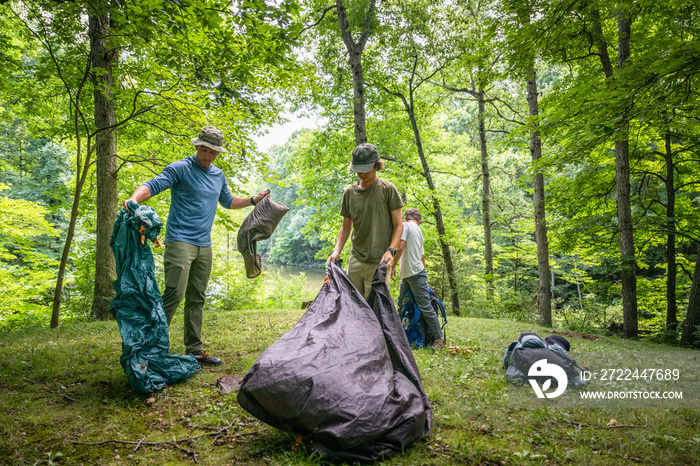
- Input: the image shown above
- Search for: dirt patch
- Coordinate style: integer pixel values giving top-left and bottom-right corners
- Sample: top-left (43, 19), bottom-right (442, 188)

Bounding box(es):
top-left (549, 330), bottom-right (601, 340)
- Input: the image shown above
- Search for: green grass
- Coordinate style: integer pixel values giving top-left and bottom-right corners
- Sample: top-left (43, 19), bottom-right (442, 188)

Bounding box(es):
top-left (1, 308), bottom-right (699, 465)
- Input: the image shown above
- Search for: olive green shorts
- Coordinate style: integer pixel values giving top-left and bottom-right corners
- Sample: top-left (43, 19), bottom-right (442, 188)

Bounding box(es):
top-left (347, 254), bottom-right (388, 299)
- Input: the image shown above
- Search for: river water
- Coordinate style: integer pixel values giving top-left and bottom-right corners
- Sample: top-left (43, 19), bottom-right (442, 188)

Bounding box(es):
top-left (266, 264), bottom-right (327, 295)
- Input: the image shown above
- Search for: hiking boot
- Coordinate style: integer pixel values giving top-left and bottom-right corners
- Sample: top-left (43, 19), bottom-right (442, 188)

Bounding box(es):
top-left (191, 350), bottom-right (221, 366)
top-left (430, 339), bottom-right (446, 350)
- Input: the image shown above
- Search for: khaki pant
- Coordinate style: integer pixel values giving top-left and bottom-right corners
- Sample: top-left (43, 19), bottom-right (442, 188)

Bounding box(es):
top-left (162, 241), bottom-right (212, 354)
top-left (347, 254), bottom-right (388, 299)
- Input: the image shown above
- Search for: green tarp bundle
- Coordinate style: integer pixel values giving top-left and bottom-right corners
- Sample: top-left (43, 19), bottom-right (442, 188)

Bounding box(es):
top-left (109, 202), bottom-right (199, 393)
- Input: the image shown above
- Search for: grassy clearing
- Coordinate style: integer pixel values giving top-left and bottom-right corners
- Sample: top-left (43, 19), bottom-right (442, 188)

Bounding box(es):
top-left (1, 307), bottom-right (699, 465)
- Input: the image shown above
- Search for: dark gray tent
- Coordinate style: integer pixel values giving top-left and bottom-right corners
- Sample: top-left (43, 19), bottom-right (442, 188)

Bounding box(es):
top-left (237, 262), bottom-right (431, 462)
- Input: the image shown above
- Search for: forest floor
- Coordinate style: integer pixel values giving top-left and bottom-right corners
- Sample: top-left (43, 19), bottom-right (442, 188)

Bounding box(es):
top-left (1, 307), bottom-right (699, 465)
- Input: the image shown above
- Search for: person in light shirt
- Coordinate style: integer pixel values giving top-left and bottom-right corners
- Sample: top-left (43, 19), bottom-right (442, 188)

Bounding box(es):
top-left (392, 208), bottom-right (444, 349)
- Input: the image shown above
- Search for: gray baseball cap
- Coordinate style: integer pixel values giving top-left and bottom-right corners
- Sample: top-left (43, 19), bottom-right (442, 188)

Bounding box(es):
top-left (191, 126), bottom-right (227, 152)
top-left (349, 143), bottom-right (379, 173)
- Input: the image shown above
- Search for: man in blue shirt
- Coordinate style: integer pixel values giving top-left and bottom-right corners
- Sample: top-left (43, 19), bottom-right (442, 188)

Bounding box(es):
top-left (123, 126), bottom-right (268, 365)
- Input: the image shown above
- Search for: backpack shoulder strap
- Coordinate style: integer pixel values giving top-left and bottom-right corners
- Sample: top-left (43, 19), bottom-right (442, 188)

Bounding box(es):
top-left (404, 301), bottom-right (421, 329)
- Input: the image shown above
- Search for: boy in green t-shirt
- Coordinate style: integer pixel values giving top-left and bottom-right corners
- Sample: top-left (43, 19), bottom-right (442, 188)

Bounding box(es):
top-left (327, 143), bottom-right (403, 298)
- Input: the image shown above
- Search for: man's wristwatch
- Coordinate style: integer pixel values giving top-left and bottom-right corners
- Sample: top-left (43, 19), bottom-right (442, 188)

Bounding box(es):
top-left (250, 196), bottom-right (256, 206)
top-left (387, 247), bottom-right (396, 257)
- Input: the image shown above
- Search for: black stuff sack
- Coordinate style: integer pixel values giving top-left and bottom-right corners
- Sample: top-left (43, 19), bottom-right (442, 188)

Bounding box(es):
top-left (237, 195), bottom-right (289, 278)
top-left (503, 332), bottom-right (587, 389)
top-left (237, 262), bottom-right (431, 463)
top-left (109, 202), bottom-right (200, 393)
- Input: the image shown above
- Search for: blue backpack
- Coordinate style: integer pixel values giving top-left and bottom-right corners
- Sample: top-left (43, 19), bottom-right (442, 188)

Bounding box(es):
top-left (399, 286), bottom-right (447, 348)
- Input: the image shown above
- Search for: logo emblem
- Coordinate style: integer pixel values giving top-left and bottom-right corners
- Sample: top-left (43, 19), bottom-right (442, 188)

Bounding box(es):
top-left (528, 359), bottom-right (568, 399)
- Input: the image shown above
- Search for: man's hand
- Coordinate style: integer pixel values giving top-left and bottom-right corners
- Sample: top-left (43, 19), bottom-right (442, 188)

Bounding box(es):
top-left (390, 266), bottom-right (397, 280)
top-left (253, 189), bottom-right (270, 204)
top-left (121, 186), bottom-right (151, 212)
top-left (121, 198), bottom-right (136, 212)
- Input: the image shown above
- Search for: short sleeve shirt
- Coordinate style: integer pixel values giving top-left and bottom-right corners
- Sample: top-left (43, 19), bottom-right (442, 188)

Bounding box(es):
top-left (340, 178), bottom-right (403, 264)
top-left (144, 155), bottom-right (234, 247)
top-left (399, 221), bottom-right (425, 279)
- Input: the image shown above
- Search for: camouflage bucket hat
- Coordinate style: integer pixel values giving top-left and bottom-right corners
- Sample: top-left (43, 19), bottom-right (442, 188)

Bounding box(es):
top-left (349, 143), bottom-right (379, 173)
top-left (191, 126), bottom-right (227, 152)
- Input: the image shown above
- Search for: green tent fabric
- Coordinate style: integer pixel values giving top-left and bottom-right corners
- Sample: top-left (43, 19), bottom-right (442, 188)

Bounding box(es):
top-left (109, 202), bottom-right (199, 393)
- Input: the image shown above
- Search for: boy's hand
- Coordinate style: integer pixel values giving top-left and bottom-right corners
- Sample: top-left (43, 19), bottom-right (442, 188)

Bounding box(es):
top-left (327, 250), bottom-right (340, 266)
top-left (381, 251), bottom-right (394, 269)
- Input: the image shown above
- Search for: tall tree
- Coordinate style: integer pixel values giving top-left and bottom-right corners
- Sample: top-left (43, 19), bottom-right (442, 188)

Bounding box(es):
top-left (681, 243), bottom-right (700, 347)
top-left (476, 85), bottom-right (495, 299)
top-left (89, 6), bottom-right (118, 320)
top-left (526, 66), bottom-right (552, 326)
top-left (433, 0), bottom-right (505, 300)
top-left (507, 4), bottom-right (553, 326)
top-left (336, 0), bottom-right (376, 145)
top-left (438, 83), bottom-right (498, 300)
top-left (589, 7), bottom-right (638, 338)
top-left (375, 51), bottom-right (461, 314)
top-left (663, 130), bottom-right (677, 329)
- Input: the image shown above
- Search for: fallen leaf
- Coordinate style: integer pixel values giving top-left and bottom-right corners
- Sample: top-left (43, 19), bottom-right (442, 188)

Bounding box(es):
top-left (445, 345), bottom-right (475, 356)
top-left (607, 418), bottom-right (618, 427)
top-left (217, 375), bottom-right (244, 395)
top-left (145, 397), bottom-right (156, 406)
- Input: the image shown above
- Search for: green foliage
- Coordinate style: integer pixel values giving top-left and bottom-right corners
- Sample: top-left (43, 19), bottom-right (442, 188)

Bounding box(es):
top-left (257, 133), bottom-right (325, 268)
top-left (208, 256), bottom-right (308, 312)
top-left (0, 0), bottom-right (698, 341)
top-left (264, 209), bottom-right (325, 266)
top-left (61, 237), bottom-right (96, 320)
top-left (0, 185), bottom-right (60, 331)
top-left (0, 0), bottom-right (311, 326)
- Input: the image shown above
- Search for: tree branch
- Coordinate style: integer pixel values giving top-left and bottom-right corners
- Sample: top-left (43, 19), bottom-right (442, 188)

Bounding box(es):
top-left (296, 5), bottom-right (337, 38)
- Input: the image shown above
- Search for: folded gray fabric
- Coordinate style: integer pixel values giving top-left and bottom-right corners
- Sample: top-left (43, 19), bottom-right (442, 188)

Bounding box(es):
top-left (237, 196), bottom-right (289, 278)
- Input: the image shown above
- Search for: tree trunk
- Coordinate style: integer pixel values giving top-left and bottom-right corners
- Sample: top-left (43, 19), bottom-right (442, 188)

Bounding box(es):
top-left (432, 198), bottom-right (460, 315)
top-left (591, 9), bottom-right (637, 338)
top-left (476, 87), bottom-right (494, 299)
top-left (51, 145), bottom-right (92, 328)
top-left (401, 98), bottom-right (460, 315)
top-left (615, 16), bottom-right (638, 339)
top-left (526, 67), bottom-right (552, 327)
top-left (347, 53), bottom-right (367, 145)
top-left (89, 12), bottom-right (119, 320)
top-left (664, 131), bottom-right (677, 328)
top-left (337, 0), bottom-right (375, 146)
top-left (681, 243), bottom-right (700, 347)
